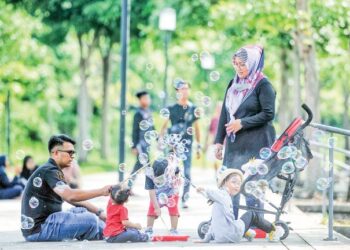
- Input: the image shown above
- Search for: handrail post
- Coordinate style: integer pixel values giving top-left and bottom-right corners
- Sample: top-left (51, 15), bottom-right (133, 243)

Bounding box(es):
top-left (324, 136), bottom-right (337, 241)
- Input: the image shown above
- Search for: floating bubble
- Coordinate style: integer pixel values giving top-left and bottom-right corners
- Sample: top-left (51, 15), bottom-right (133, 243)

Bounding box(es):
top-left (316, 177), bottom-right (331, 191)
top-left (158, 193), bottom-right (168, 205)
top-left (129, 142), bottom-right (134, 148)
top-left (179, 154), bottom-right (188, 161)
top-left (139, 120), bottom-right (150, 131)
top-left (257, 164), bottom-right (269, 175)
top-left (201, 96), bottom-right (211, 107)
top-left (176, 92), bottom-right (183, 100)
top-left (16, 150), bottom-right (25, 160)
top-left (186, 127), bottom-right (194, 135)
top-left (312, 130), bottom-right (325, 142)
top-left (244, 181), bottom-right (257, 194)
top-left (160, 108), bottom-right (170, 119)
top-left (252, 188), bottom-right (265, 200)
top-left (29, 197), bottom-right (39, 209)
top-left (119, 163), bottom-right (126, 173)
top-left (138, 153), bottom-right (149, 165)
top-left (158, 91), bottom-right (166, 99)
top-left (199, 51), bottom-right (210, 61)
top-left (146, 63), bottom-right (153, 71)
top-left (277, 146), bottom-right (292, 159)
top-left (289, 146), bottom-right (298, 159)
top-left (247, 164), bottom-right (258, 175)
top-left (167, 197), bottom-right (176, 208)
top-left (154, 175), bottom-right (166, 187)
top-left (55, 181), bottom-right (68, 192)
top-left (194, 107), bottom-right (204, 118)
top-left (21, 215), bottom-right (34, 230)
top-left (146, 82), bottom-right (154, 89)
top-left (145, 167), bottom-right (154, 178)
top-left (281, 161), bottom-right (295, 174)
top-left (295, 156), bottom-right (308, 169)
top-left (200, 222), bottom-right (210, 234)
top-left (191, 53), bottom-right (199, 62)
top-left (183, 192), bottom-right (190, 202)
top-left (209, 71), bottom-right (220, 82)
top-left (257, 179), bottom-right (269, 191)
top-left (144, 130), bottom-right (158, 144)
top-left (259, 147), bottom-right (272, 160)
top-left (82, 139), bottom-right (94, 151)
top-left (33, 177), bottom-right (42, 188)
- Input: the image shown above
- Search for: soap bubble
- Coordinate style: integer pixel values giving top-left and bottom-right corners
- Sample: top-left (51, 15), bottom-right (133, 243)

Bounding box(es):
top-left (55, 181), bottom-right (68, 193)
top-left (82, 139), bottom-right (94, 151)
top-left (146, 63), bottom-right (153, 71)
top-left (33, 177), bottom-right (42, 188)
top-left (257, 164), bottom-right (269, 175)
top-left (138, 153), bottom-right (149, 165)
top-left (259, 147), bottom-right (272, 160)
top-left (209, 71), bottom-right (220, 82)
top-left (247, 164), bottom-right (258, 175)
top-left (160, 108), bottom-right (170, 119)
top-left (201, 96), bottom-right (211, 107)
top-left (29, 197), bottom-right (39, 209)
top-left (158, 193), bottom-right (168, 205)
top-left (257, 179), bottom-right (269, 191)
top-left (16, 150), bottom-right (26, 160)
top-left (154, 175), bottom-right (166, 188)
top-left (295, 156), bottom-right (308, 169)
top-left (167, 197), bottom-right (176, 208)
top-left (139, 120), bottom-right (150, 131)
top-left (191, 53), bottom-right (199, 62)
top-left (186, 127), bottom-right (193, 135)
top-left (21, 215), bottom-right (34, 230)
top-left (289, 146), bottom-right (298, 159)
top-left (252, 188), bottom-right (265, 200)
top-left (277, 146), bottom-right (292, 159)
top-left (144, 130), bottom-right (158, 144)
top-left (194, 107), bottom-right (204, 118)
top-left (281, 161), bottom-right (295, 174)
top-left (119, 163), bottom-right (126, 173)
top-left (244, 181), bottom-right (257, 194)
top-left (316, 177), bottom-right (331, 191)
top-left (146, 82), bottom-right (154, 89)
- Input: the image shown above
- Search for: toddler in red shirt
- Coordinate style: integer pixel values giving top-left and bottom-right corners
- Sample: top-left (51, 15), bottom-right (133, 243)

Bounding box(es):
top-left (103, 185), bottom-right (148, 243)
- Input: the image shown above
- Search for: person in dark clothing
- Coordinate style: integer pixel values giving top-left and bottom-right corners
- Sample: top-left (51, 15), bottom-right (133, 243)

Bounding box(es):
top-left (129, 91), bottom-right (155, 190)
top-left (159, 81), bottom-right (201, 209)
top-left (21, 134), bottom-right (112, 242)
top-left (214, 45), bottom-right (276, 219)
top-left (20, 156), bottom-right (38, 182)
top-left (0, 155), bottom-right (23, 199)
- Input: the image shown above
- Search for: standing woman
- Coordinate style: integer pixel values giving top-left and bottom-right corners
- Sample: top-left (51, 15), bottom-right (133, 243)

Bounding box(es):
top-left (214, 45), bottom-right (276, 219)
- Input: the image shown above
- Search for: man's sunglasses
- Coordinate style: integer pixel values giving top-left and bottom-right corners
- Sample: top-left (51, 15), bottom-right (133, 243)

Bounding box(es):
top-left (56, 150), bottom-right (76, 157)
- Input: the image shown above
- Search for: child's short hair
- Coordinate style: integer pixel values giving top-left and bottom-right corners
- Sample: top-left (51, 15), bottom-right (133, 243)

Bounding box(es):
top-left (111, 184), bottom-right (130, 204)
top-left (152, 158), bottom-right (169, 177)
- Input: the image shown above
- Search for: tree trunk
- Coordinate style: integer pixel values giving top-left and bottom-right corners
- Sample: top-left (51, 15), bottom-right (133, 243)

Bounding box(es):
top-left (100, 50), bottom-right (111, 159)
top-left (77, 33), bottom-right (95, 162)
top-left (292, 37), bottom-right (302, 117)
top-left (343, 84), bottom-right (350, 201)
top-left (296, 0), bottom-right (321, 197)
top-left (278, 47), bottom-right (291, 131)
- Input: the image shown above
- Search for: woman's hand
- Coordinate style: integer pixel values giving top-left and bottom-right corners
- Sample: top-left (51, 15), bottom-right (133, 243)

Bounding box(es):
top-left (215, 144), bottom-right (223, 160)
top-left (225, 119), bottom-right (242, 134)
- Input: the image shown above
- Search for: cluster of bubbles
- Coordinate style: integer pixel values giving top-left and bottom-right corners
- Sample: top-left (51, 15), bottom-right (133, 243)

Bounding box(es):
top-left (242, 160), bottom-right (269, 176)
top-left (244, 179), bottom-right (269, 201)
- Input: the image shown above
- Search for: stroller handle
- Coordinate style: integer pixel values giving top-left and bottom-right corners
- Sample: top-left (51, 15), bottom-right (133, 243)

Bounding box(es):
top-left (300, 104), bottom-right (313, 130)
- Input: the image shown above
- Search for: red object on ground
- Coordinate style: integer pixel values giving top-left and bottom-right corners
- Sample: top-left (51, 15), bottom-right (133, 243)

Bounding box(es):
top-left (271, 117), bottom-right (304, 152)
top-left (152, 235), bottom-right (190, 242)
top-left (254, 228), bottom-right (267, 238)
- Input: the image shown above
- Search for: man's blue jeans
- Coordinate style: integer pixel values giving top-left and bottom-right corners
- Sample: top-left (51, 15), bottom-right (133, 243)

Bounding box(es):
top-left (182, 148), bottom-right (192, 202)
top-left (25, 207), bottom-right (105, 241)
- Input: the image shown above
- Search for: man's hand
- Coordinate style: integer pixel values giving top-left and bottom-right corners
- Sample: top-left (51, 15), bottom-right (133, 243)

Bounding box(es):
top-left (99, 212), bottom-right (107, 222)
top-left (215, 143), bottom-right (223, 160)
top-left (134, 223), bottom-right (142, 230)
top-left (100, 185), bottom-right (112, 196)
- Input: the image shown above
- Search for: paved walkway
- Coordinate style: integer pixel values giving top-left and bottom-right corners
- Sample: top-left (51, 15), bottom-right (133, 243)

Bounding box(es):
top-left (0, 168), bottom-right (349, 249)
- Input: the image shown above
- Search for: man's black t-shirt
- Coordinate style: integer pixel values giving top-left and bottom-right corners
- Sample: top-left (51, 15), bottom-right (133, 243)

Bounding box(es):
top-left (168, 103), bottom-right (198, 144)
top-left (21, 158), bottom-right (67, 236)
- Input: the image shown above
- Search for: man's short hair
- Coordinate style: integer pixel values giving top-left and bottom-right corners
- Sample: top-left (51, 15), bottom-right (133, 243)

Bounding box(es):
top-left (136, 90), bottom-right (149, 99)
top-left (48, 134), bottom-right (76, 153)
top-left (174, 80), bottom-right (191, 90)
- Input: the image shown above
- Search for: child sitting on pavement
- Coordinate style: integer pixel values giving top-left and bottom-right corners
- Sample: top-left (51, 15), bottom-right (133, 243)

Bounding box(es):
top-left (144, 156), bottom-right (181, 236)
top-left (196, 169), bottom-right (283, 243)
top-left (104, 184), bottom-right (149, 243)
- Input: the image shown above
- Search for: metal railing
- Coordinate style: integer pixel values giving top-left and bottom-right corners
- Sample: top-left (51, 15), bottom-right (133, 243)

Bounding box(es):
top-left (309, 122), bottom-right (350, 241)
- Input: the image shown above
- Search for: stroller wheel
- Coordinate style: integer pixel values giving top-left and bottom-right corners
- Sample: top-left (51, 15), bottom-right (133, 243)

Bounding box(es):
top-left (275, 221), bottom-right (290, 240)
top-left (197, 221), bottom-right (211, 239)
